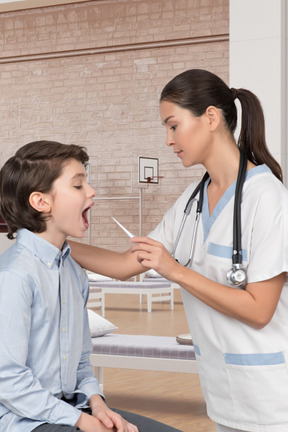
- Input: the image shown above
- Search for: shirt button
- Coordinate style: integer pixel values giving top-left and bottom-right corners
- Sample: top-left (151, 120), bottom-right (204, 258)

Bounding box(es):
top-left (62, 327), bottom-right (66, 333)
top-left (63, 355), bottom-right (67, 360)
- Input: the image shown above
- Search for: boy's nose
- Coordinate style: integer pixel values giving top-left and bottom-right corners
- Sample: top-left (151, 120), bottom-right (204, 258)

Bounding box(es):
top-left (88, 185), bottom-right (96, 197)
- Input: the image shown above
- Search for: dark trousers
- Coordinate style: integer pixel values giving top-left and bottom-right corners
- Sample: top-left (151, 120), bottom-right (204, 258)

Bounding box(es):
top-left (32, 408), bottom-right (182, 432)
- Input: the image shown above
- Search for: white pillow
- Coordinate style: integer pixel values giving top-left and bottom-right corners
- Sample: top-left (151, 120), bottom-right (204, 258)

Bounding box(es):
top-left (87, 309), bottom-right (118, 337)
top-left (145, 269), bottom-right (162, 278)
top-left (86, 270), bottom-right (113, 282)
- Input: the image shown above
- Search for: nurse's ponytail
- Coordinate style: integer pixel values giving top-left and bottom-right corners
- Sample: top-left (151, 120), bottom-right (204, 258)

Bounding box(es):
top-left (160, 69), bottom-right (283, 182)
top-left (231, 88), bottom-right (282, 182)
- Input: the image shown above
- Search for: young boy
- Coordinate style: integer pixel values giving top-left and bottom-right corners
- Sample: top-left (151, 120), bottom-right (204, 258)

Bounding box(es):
top-left (0, 141), bottom-right (182, 432)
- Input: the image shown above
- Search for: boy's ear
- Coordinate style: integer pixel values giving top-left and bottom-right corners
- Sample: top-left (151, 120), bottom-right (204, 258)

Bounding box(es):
top-left (205, 105), bottom-right (221, 131)
top-left (29, 192), bottom-right (51, 213)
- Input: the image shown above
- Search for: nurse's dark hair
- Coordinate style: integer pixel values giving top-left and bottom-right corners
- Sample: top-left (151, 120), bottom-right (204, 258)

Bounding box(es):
top-left (0, 140), bottom-right (89, 239)
top-left (160, 69), bottom-right (282, 182)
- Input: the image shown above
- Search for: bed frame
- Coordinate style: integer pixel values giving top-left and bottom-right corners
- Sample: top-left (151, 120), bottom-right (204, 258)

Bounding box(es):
top-left (89, 280), bottom-right (174, 313)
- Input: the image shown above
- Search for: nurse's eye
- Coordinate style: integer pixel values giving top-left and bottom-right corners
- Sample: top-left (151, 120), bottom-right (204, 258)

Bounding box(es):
top-left (170, 125), bottom-right (177, 131)
top-left (74, 185), bottom-right (83, 190)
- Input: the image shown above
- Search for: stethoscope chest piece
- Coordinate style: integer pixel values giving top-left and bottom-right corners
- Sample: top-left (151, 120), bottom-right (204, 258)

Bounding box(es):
top-left (227, 264), bottom-right (247, 288)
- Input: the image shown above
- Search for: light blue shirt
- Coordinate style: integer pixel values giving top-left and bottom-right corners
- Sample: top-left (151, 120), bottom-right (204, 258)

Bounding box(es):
top-left (0, 229), bottom-right (103, 432)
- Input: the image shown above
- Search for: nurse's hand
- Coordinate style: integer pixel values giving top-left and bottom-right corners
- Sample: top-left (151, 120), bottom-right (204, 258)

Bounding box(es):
top-left (129, 236), bottom-right (180, 281)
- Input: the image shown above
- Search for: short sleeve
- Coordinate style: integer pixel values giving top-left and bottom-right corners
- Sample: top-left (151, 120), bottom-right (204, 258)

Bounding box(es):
top-left (246, 179), bottom-right (288, 283)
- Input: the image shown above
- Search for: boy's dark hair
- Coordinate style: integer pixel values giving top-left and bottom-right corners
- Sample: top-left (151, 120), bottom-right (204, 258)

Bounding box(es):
top-left (0, 140), bottom-right (89, 239)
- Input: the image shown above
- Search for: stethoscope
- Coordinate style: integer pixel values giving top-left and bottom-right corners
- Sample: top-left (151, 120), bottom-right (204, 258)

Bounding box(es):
top-left (171, 148), bottom-right (248, 288)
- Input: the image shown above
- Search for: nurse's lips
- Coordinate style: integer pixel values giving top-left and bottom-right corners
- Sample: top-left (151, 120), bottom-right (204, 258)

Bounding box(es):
top-left (175, 150), bottom-right (183, 157)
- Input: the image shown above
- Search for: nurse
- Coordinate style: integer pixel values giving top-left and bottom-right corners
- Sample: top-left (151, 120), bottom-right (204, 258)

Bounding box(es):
top-left (70, 69), bottom-right (288, 432)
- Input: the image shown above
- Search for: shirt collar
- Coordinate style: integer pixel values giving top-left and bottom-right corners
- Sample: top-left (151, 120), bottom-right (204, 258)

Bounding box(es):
top-left (16, 228), bottom-right (71, 269)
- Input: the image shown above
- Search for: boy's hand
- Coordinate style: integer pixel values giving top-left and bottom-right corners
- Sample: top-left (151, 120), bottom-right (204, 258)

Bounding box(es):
top-left (75, 412), bottom-right (112, 431)
top-left (89, 394), bottom-right (138, 432)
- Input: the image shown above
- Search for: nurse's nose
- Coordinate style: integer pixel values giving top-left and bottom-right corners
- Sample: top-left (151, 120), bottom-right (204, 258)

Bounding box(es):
top-left (166, 129), bottom-right (175, 147)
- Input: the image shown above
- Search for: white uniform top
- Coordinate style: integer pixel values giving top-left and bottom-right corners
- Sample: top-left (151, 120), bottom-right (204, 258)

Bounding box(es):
top-left (149, 165), bottom-right (288, 432)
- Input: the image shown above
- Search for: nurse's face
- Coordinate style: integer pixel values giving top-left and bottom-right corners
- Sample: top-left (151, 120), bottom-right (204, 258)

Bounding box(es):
top-left (160, 101), bottom-right (211, 167)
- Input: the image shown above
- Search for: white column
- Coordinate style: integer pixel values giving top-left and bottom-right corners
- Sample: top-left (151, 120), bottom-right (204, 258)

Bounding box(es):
top-left (229, 0), bottom-right (287, 183)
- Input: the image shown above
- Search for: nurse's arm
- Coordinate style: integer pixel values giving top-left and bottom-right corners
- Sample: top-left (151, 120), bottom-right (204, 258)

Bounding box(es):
top-left (129, 236), bottom-right (285, 329)
top-left (69, 240), bottom-right (144, 280)
top-left (178, 270), bottom-right (285, 330)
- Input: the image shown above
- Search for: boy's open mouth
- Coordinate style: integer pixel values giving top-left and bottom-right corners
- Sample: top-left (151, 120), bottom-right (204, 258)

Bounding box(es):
top-left (82, 204), bottom-right (93, 229)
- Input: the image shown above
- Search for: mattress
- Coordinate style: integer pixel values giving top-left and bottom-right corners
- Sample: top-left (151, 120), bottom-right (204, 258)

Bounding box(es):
top-left (91, 334), bottom-right (196, 361)
top-left (89, 281), bottom-right (171, 289)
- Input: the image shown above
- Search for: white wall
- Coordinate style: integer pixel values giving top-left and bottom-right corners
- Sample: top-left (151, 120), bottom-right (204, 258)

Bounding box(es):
top-left (230, 0), bottom-right (287, 183)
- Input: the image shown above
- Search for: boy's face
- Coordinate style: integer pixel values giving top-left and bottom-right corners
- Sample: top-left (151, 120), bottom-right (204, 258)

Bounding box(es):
top-left (40, 159), bottom-right (95, 249)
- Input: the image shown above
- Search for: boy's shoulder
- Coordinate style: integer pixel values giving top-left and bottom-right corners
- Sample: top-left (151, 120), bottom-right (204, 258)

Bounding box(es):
top-left (0, 239), bottom-right (24, 265)
top-left (0, 239), bottom-right (37, 279)
top-left (0, 229), bottom-right (57, 276)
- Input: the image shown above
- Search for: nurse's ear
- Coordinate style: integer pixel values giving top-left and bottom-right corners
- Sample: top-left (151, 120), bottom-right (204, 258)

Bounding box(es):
top-left (205, 106), bottom-right (221, 131)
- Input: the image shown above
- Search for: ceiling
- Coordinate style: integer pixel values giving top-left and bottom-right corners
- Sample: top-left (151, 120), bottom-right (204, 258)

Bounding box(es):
top-left (0, 0), bottom-right (95, 12)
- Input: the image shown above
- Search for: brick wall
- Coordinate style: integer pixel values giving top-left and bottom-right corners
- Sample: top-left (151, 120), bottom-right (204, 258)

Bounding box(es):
top-left (0, 0), bottom-right (229, 251)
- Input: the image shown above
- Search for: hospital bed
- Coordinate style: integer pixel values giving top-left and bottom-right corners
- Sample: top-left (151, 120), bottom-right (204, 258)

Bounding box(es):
top-left (90, 334), bottom-right (197, 390)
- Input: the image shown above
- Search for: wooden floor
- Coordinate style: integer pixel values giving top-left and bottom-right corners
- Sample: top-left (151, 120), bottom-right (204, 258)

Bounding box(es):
top-left (91, 288), bottom-right (216, 432)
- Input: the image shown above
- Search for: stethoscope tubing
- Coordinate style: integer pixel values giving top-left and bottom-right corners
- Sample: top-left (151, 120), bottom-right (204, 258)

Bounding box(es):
top-left (172, 172), bottom-right (209, 266)
top-left (233, 149), bottom-right (247, 265)
top-left (172, 149), bottom-right (247, 286)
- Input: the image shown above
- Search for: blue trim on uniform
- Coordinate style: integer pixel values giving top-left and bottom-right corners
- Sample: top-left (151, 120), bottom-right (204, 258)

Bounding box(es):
top-left (207, 242), bottom-right (247, 262)
top-left (194, 345), bottom-right (201, 356)
top-left (224, 351), bottom-right (285, 366)
top-left (202, 180), bottom-right (236, 243)
top-left (201, 164), bottom-right (271, 243)
top-left (246, 164), bottom-right (271, 179)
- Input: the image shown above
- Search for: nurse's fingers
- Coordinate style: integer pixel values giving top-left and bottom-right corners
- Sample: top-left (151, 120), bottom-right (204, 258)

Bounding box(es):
top-left (130, 237), bottom-right (171, 263)
top-left (129, 237), bottom-right (177, 278)
top-left (129, 236), bottom-right (163, 250)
